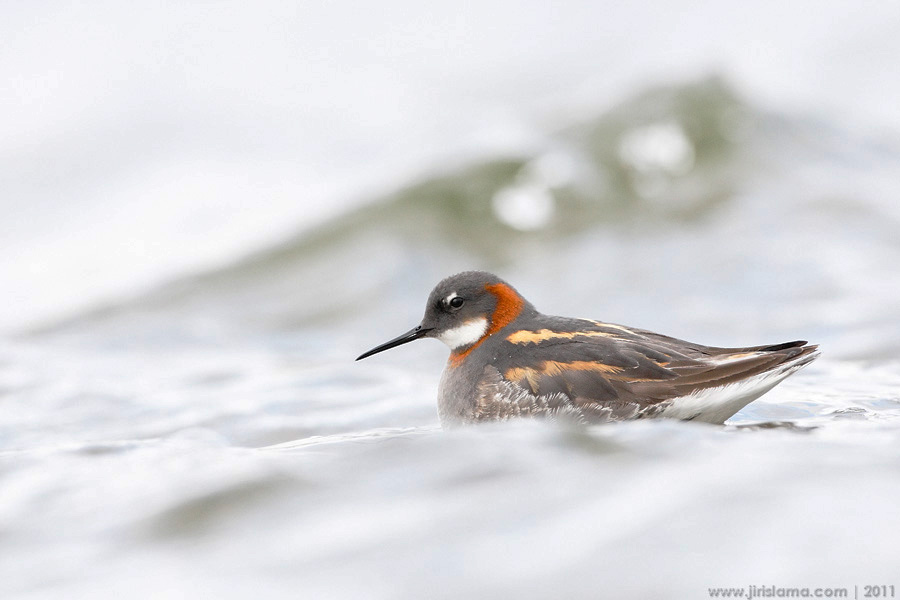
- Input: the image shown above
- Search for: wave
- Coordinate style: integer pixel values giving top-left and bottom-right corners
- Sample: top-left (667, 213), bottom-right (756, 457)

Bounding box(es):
top-left (29, 76), bottom-right (900, 356)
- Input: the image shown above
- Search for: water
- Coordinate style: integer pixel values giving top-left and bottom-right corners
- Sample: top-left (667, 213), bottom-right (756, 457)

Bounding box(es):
top-left (3, 347), bottom-right (900, 598)
top-left (4, 4), bottom-right (900, 598)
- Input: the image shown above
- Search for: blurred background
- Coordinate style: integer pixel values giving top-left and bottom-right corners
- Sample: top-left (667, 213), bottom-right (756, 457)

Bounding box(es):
top-left (2, 2), bottom-right (900, 599)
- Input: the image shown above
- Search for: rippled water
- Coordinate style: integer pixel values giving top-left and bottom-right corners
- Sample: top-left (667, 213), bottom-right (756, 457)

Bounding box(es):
top-left (4, 72), bottom-right (900, 599)
top-left (3, 336), bottom-right (900, 598)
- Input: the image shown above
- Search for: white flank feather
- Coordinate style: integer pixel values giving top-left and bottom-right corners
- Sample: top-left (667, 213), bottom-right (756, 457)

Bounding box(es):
top-left (657, 350), bottom-right (820, 424)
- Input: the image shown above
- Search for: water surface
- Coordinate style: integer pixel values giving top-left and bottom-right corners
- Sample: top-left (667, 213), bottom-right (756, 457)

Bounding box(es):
top-left (3, 76), bottom-right (900, 599)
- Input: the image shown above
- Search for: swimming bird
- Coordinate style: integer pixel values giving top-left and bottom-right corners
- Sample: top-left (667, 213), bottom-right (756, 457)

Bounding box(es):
top-left (356, 271), bottom-right (819, 427)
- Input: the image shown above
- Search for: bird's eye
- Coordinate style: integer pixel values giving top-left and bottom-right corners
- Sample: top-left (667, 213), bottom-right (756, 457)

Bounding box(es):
top-left (449, 296), bottom-right (464, 308)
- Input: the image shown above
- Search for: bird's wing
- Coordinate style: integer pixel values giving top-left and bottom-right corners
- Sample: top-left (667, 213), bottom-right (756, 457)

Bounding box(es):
top-left (490, 319), bottom-right (818, 420)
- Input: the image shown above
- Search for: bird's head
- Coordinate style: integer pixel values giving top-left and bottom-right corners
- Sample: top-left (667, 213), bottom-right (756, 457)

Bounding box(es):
top-left (356, 271), bottom-right (534, 361)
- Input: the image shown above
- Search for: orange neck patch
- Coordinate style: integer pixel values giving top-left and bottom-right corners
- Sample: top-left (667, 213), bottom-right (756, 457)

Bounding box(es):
top-left (449, 282), bottom-right (524, 367)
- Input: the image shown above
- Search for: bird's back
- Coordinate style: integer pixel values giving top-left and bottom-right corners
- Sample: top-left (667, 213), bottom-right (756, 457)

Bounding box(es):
top-left (439, 315), bottom-right (819, 426)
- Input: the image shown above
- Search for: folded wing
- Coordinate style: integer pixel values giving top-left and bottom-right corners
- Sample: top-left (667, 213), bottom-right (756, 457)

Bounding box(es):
top-left (494, 319), bottom-right (819, 423)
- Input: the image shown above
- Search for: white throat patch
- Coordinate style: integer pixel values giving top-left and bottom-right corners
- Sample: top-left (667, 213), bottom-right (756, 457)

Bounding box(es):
top-left (437, 317), bottom-right (489, 350)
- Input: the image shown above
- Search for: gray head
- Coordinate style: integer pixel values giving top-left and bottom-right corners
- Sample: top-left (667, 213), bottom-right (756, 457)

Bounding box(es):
top-left (356, 271), bottom-right (536, 360)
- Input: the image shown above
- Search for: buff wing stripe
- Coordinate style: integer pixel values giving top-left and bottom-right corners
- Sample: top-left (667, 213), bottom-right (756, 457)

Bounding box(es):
top-left (507, 329), bottom-right (619, 344)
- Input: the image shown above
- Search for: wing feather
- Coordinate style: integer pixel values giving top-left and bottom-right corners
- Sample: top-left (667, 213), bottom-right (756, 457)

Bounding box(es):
top-left (497, 318), bottom-right (818, 416)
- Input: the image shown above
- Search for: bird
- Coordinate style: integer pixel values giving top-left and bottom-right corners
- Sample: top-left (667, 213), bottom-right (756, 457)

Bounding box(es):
top-left (356, 271), bottom-right (819, 428)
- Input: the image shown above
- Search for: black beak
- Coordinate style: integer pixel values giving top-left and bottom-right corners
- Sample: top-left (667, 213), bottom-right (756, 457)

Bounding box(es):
top-left (356, 325), bottom-right (433, 361)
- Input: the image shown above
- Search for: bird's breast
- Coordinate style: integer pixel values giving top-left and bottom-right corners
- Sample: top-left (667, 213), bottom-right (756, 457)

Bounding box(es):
top-left (436, 357), bottom-right (485, 426)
